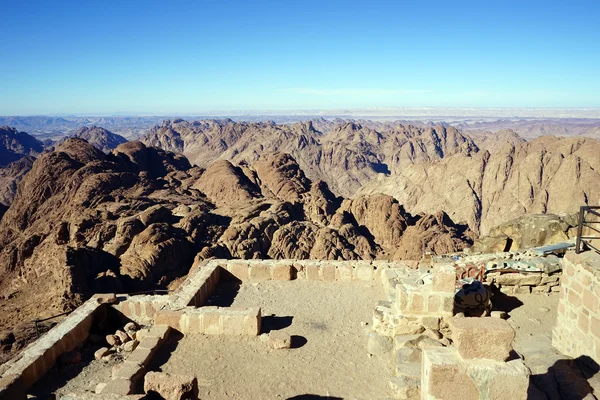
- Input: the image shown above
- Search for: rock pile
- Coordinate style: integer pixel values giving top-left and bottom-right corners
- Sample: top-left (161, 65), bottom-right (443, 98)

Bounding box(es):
top-left (94, 321), bottom-right (140, 362)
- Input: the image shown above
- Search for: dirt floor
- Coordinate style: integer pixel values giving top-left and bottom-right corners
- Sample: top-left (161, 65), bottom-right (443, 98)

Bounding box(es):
top-left (155, 280), bottom-right (391, 400)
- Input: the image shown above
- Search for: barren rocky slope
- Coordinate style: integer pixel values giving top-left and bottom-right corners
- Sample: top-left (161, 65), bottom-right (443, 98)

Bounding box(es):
top-left (0, 140), bottom-right (471, 354)
top-left (55, 126), bottom-right (128, 153)
top-left (0, 156), bottom-right (35, 208)
top-left (0, 126), bottom-right (43, 167)
top-left (141, 119), bottom-right (600, 234)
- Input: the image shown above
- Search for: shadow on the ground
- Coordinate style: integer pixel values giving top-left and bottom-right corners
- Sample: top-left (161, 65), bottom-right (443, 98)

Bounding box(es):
top-left (290, 335), bottom-right (307, 349)
top-left (261, 316), bottom-right (293, 333)
top-left (286, 395), bottom-right (342, 400)
top-left (204, 281), bottom-right (241, 307)
top-left (529, 355), bottom-right (599, 399)
top-left (490, 287), bottom-right (524, 314)
top-left (27, 341), bottom-right (99, 398)
top-left (148, 330), bottom-right (184, 372)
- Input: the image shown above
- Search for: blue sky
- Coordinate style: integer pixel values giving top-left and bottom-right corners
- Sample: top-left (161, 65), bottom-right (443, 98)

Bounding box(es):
top-left (0, 0), bottom-right (599, 114)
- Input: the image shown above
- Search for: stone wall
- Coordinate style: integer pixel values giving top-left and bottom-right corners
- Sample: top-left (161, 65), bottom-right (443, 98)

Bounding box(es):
top-left (553, 250), bottom-right (600, 363)
top-left (213, 259), bottom-right (392, 282)
top-left (486, 270), bottom-right (562, 294)
top-left (0, 294), bottom-right (115, 399)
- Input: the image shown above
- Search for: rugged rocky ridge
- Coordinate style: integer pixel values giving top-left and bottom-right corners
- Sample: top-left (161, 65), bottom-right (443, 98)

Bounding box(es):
top-left (0, 156), bottom-right (35, 208)
top-left (0, 141), bottom-right (472, 345)
top-left (0, 126), bottom-right (43, 167)
top-left (141, 119), bottom-right (600, 234)
top-left (55, 126), bottom-right (128, 153)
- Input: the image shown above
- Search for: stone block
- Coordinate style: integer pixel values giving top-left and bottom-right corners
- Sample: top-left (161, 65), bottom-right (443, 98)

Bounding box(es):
top-left (395, 347), bottom-right (421, 364)
top-left (269, 331), bottom-right (291, 349)
top-left (112, 361), bottom-right (144, 381)
top-left (422, 348), bottom-right (479, 400)
top-left (155, 310), bottom-right (182, 331)
top-left (127, 346), bottom-right (155, 367)
top-left (321, 265), bottom-right (336, 281)
top-left (356, 266), bottom-right (374, 281)
top-left (568, 290), bottom-right (582, 307)
top-left (227, 262), bottom-right (249, 281)
top-left (421, 317), bottom-right (440, 330)
top-left (336, 265), bottom-right (353, 281)
top-left (244, 307), bottom-right (261, 335)
top-left (94, 347), bottom-right (110, 360)
top-left (202, 312), bottom-right (222, 335)
top-left (495, 272), bottom-right (542, 286)
top-left (148, 325), bottom-right (170, 339)
top-left (432, 268), bottom-right (456, 293)
top-left (541, 274), bottom-right (560, 284)
top-left (583, 290), bottom-right (599, 313)
top-left (138, 336), bottom-right (161, 352)
top-left (476, 359), bottom-right (530, 400)
top-left (249, 264), bottom-right (271, 281)
top-left (450, 317), bottom-right (515, 361)
top-left (221, 313), bottom-right (246, 335)
top-left (397, 286), bottom-right (409, 312)
top-left (440, 294), bottom-right (454, 315)
top-left (427, 294), bottom-right (440, 314)
top-left (408, 293), bottom-right (424, 314)
top-left (144, 371), bottom-right (198, 400)
top-left (305, 265), bottom-right (320, 280)
top-left (271, 264), bottom-right (292, 280)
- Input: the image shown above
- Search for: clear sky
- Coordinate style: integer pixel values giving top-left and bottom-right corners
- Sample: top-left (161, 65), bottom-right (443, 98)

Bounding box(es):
top-left (0, 0), bottom-right (599, 115)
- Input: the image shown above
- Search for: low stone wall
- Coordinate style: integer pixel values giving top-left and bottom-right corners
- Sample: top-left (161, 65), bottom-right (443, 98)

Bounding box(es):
top-left (0, 294), bottom-right (115, 399)
top-left (170, 263), bottom-right (220, 308)
top-left (486, 270), bottom-right (562, 294)
top-left (553, 250), bottom-right (600, 363)
top-left (212, 259), bottom-right (397, 282)
top-left (111, 295), bottom-right (170, 325)
top-left (155, 307), bottom-right (261, 336)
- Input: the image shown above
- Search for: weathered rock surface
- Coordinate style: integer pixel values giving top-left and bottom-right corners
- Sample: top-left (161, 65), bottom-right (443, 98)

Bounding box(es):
top-left (473, 213), bottom-right (578, 252)
top-left (0, 156), bottom-right (35, 208)
top-left (144, 371), bottom-right (198, 400)
top-left (0, 126), bottom-right (43, 167)
top-left (55, 126), bottom-right (128, 153)
top-left (141, 119), bottom-right (600, 234)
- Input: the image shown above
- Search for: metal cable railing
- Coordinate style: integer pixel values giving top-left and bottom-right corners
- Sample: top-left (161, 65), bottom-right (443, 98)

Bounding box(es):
top-left (576, 206), bottom-right (600, 254)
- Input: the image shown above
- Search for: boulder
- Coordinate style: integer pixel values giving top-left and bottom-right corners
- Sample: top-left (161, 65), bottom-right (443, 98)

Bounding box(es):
top-left (269, 331), bottom-right (292, 350)
top-left (144, 371), bottom-right (198, 400)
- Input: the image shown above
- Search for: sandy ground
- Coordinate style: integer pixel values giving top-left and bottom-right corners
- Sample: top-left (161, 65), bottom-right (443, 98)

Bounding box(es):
top-left (156, 280), bottom-right (391, 400)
